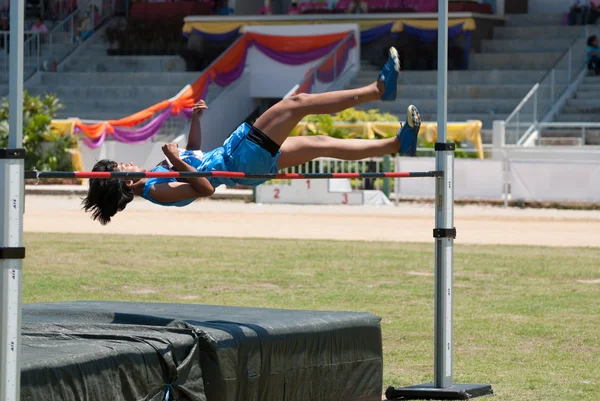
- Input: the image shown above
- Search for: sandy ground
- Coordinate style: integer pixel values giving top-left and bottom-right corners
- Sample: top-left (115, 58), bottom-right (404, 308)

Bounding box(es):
top-left (23, 195), bottom-right (600, 247)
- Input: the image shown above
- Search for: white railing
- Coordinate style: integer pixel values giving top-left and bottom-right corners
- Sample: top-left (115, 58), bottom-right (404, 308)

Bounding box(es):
top-left (269, 157), bottom-right (388, 191)
top-left (285, 31), bottom-right (356, 98)
top-left (503, 29), bottom-right (589, 145)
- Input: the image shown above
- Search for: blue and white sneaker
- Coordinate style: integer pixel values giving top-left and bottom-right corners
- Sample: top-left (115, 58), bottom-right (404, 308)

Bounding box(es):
top-left (397, 105), bottom-right (421, 156)
top-left (377, 47), bottom-right (400, 101)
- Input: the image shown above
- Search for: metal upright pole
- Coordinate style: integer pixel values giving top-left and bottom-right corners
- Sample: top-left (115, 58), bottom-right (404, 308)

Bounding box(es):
top-left (0, 0), bottom-right (26, 398)
top-left (386, 1), bottom-right (492, 399)
top-left (433, 0), bottom-right (452, 388)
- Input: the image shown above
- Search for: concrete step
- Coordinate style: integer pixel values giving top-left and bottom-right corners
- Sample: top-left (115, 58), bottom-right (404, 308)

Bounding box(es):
top-left (27, 85), bottom-right (185, 99)
top-left (358, 98), bottom-right (518, 115)
top-left (353, 70), bottom-right (550, 85)
top-left (39, 72), bottom-right (201, 86)
top-left (470, 52), bottom-right (562, 70)
top-left (55, 110), bottom-right (142, 120)
top-left (346, 83), bottom-right (531, 99)
top-left (572, 92), bottom-right (597, 100)
top-left (62, 56), bottom-right (187, 73)
top-left (506, 13), bottom-right (564, 27)
top-left (566, 98), bottom-right (600, 108)
top-left (576, 83), bottom-right (600, 92)
top-left (562, 104), bottom-right (600, 114)
top-left (573, 89), bottom-right (598, 100)
top-left (480, 39), bottom-right (574, 53)
top-left (78, 47), bottom-right (111, 57)
top-left (49, 96), bottom-right (172, 111)
top-left (539, 128), bottom-right (600, 145)
top-left (493, 25), bottom-right (583, 40)
top-left (555, 113), bottom-right (600, 122)
top-left (539, 137), bottom-right (584, 146)
top-left (353, 107), bottom-right (503, 129)
top-left (54, 109), bottom-right (187, 123)
top-left (582, 76), bottom-right (600, 85)
top-left (87, 43), bottom-right (110, 50)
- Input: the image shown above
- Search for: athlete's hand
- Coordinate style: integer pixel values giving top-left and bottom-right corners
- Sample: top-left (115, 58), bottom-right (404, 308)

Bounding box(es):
top-left (162, 143), bottom-right (180, 164)
top-left (192, 100), bottom-right (207, 117)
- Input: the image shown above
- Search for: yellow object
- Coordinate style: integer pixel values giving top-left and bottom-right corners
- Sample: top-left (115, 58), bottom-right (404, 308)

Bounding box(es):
top-left (183, 19), bottom-right (396, 35)
top-left (391, 18), bottom-right (476, 32)
top-left (292, 120), bottom-right (484, 159)
top-left (50, 119), bottom-right (85, 184)
top-left (182, 17), bottom-right (475, 36)
top-left (184, 21), bottom-right (244, 35)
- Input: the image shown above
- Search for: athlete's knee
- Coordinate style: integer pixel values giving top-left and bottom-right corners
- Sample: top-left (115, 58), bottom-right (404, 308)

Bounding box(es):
top-left (310, 135), bottom-right (333, 145)
top-left (309, 135), bottom-right (337, 155)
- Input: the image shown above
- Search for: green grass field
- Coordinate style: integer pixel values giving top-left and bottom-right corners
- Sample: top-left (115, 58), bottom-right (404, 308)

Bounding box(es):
top-left (23, 233), bottom-right (600, 400)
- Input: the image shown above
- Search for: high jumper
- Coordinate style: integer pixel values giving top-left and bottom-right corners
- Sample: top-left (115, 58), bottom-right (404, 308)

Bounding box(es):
top-left (83, 47), bottom-right (421, 224)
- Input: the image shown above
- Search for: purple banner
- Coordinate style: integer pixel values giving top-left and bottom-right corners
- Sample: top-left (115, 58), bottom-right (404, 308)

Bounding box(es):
top-left (253, 40), bottom-right (340, 65)
top-left (213, 46), bottom-right (249, 87)
top-left (111, 104), bottom-right (175, 144)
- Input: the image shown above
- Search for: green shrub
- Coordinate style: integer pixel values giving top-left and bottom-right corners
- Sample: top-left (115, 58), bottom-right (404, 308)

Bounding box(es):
top-left (299, 108), bottom-right (399, 138)
top-left (416, 137), bottom-right (478, 159)
top-left (0, 92), bottom-right (74, 171)
top-left (302, 108), bottom-right (399, 124)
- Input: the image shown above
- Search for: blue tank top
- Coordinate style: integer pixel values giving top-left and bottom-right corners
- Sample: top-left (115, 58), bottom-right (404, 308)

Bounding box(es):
top-left (141, 148), bottom-right (234, 207)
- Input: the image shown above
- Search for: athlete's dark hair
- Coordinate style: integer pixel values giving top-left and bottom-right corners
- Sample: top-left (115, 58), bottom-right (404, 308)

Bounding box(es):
top-left (82, 159), bottom-right (134, 225)
top-left (588, 35), bottom-right (598, 47)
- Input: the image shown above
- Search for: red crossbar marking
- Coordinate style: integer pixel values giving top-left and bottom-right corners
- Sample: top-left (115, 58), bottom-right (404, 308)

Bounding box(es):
top-left (211, 172), bottom-right (246, 178)
top-left (386, 172), bottom-right (411, 178)
top-left (69, 171), bottom-right (425, 179)
top-left (145, 172), bottom-right (180, 178)
top-left (74, 172), bottom-right (111, 178)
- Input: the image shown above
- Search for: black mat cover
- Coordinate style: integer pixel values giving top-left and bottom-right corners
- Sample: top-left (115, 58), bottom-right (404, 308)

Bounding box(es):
top-left (22, 301), bottom-right (383, 401)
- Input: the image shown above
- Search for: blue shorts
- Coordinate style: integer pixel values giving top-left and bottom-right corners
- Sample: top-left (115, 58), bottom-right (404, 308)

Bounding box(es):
top-left (198, 123), bottom-right (281, 188)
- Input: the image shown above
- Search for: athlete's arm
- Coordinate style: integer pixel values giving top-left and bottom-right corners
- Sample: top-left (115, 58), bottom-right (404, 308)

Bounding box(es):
top-left (186, 100), bottom-right (207, 151)
top-left (162, 143), bottom-right (215, 197)
top-left (149, 181), bottom-right (211, 203)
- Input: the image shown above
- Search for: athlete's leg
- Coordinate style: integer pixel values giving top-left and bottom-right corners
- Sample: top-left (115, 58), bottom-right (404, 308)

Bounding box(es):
top-left (253, 84), bottom-right (381, 147)
top-left (278, 135), bottom-right (399, 169)
top-left (277, 104), bottom-right (421, 169)
top-left (254, 47), bottom-right (401, 146)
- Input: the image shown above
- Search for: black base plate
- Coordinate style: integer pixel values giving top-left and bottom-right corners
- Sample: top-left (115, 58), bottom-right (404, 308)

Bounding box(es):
top-left (386, 383), bottom-right (493, 400)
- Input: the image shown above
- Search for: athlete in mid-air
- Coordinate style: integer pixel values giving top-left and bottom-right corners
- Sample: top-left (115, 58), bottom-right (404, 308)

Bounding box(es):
top-left (83, 47), bottom-right (421, 225)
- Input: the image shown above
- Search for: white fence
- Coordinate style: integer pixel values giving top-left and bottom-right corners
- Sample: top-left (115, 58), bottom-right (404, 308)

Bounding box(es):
top-left (394, 157), bottom-right (505, 200)
top-left (256, 153), bottom-right (600, 205)
top-left (510, 159), bottom-right (600, 202)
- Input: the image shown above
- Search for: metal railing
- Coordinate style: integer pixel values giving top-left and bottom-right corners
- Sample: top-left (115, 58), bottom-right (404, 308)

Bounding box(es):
top-left (503, 29), bottom-right (590, 145)
top-left (0, 30), bottom-right (47, 85)
top-left (285, 32), bottom-right (356, 98)
top-left (46, 0), bottom-right (113, 65)
top-left (0, 0), bottom-right (114, 86)
top-left (48, 0), bottom-right (78, 21)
